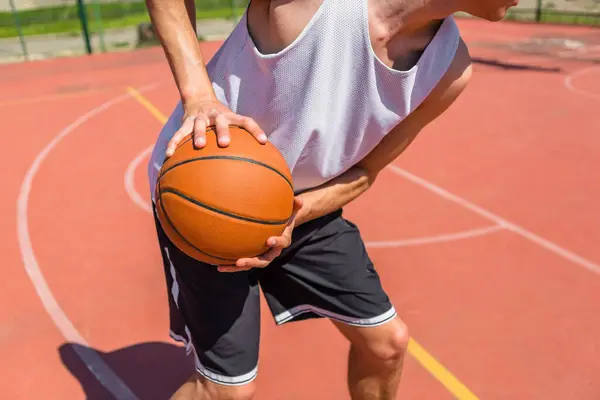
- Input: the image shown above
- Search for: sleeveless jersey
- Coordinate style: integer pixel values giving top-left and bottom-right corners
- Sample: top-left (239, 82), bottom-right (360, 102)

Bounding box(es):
top-left (148, 0), bottom-right (460, 199)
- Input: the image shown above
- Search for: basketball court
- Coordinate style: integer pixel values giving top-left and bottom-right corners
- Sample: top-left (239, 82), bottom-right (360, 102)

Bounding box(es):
top-left (1, 17), bottom-right (600, 399)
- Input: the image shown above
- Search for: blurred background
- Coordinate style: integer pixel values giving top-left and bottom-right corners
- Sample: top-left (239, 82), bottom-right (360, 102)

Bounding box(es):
top-left (1, 0), bottom-right (246, 62)
top-left (2, 0), bottom-right (600, 399)
top-left (1, 0), bottom-right (600, 64)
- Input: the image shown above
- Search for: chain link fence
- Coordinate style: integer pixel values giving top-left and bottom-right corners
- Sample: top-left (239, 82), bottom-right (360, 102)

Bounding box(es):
top-left (1, 0), bottom-right (598, 64)
top-left (505, 0), bottom-right (600, 24)
top-left (0, 0), bottom-right (247, 63)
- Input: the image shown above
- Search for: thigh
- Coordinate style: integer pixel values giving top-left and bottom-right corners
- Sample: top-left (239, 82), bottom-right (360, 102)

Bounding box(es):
top-left (259, 210), bottom-right (396, 327)
top-left (154, 207), bottom-right (261, 386)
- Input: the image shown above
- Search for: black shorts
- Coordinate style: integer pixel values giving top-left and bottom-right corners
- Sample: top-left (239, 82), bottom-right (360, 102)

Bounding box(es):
top-left (154, 207), bottom-right (396, 386)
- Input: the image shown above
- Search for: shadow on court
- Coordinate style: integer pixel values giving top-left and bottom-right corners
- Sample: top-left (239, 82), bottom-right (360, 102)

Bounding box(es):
top-left (471, 56), bottom-right (563, 73)
top-left (59, 342), bottom-right (193, 399)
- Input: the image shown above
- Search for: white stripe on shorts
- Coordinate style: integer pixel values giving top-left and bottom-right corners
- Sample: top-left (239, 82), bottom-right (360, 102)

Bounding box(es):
top-left (166, 249), bottom-right (258, 386)
top-left (170, 329), bottom-right (258, 385)
top-left (274, 304), bottom-right (397, 326)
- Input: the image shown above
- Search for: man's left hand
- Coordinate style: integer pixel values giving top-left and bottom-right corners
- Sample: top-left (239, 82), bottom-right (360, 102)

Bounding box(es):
top-left (217, 197), bottom-right (305, 273)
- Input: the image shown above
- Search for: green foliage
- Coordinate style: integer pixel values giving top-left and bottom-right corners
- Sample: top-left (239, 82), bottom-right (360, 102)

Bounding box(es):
top-left (0, 0), bottom-right (247, 38)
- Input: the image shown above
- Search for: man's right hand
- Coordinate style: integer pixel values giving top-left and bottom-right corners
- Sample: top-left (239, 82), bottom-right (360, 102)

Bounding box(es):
top-left (166, 99), bottom-right (268, 157)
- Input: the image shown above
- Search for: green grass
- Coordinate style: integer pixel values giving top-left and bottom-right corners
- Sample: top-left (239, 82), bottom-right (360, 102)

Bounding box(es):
top-left (503, 9), bottom-right (600, 25)
top-left (0, 1), bottom-right (246, 38)
top-left (4, 3), bottom-right (599, 40)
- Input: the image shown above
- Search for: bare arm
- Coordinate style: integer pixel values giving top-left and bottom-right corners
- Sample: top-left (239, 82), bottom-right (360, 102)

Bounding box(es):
top-left (146, 0), bottom-right (267, 154)
top-left (295, 167), bottom-right (371, 225)
top-left (145, 0), bottom-right (214, 103)
top-left (296, 40), bottom-right (473, 226)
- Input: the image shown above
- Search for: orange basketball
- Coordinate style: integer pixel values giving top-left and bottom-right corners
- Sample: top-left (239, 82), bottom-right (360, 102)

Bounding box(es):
top-left (155, 125), bottom-right (295, 265)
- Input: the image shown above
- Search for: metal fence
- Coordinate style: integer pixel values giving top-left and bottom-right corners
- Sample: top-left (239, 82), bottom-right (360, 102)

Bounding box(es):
top-left (1, 0), bottom-right (599, 64)
top-left (1, 0), bottom-right (246, 62)
top-left (505, 0), bottom-right (600, 24)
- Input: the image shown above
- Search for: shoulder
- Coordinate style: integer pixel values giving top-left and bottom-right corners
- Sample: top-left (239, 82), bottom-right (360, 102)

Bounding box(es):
top-left (410, 38), bottom-right (472, 126)
top-left (427, 38), bottom-right (472, 105)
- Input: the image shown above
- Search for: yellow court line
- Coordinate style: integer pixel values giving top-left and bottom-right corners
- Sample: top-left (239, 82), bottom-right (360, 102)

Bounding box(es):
top-left (126, 87), bottom-right (168, 123)
top-left (408, 338), bottom-right (479, 400)
top-left (126, 86), bottom-right (480, 400)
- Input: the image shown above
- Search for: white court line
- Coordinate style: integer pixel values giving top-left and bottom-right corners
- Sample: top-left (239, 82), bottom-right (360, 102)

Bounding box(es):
top-left (126, 148), bottom-right (599, 274)
top-left (20, 35), bottom-right (596, 400)
top-left (125, 147), bottom-right (505, 248)
top-left (461, 30), bottom-right (600, 101)
top-left (124, 145), bottom-right (153, 214)
top-left (564, 65), bottom-right (600, 100)
top-left (365, 225), bottom-right (504, 248)
top-left (16, 84), bottom-right (161, 400)
top-left (388, 165), bottom-right (600, 276)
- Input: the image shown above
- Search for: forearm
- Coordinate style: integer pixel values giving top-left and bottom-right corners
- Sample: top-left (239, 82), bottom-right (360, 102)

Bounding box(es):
top-left (145, 0), bottom-right (215, 103)
top-left (295, 119), bottom-right (429, 227)
top-left (296, 166), bottom-right (372, 226)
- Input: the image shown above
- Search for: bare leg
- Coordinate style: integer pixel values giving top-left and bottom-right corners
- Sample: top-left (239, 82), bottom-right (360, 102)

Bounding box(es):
top-left (333, 317), bottom-right (409, 400)
top-left (170, 373), bottom-right (256, 400)
top-left (170, 374), bottom-right (200, 400)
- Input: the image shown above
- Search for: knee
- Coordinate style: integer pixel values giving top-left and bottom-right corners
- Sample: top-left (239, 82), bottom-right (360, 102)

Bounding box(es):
top-left (361, 319), bottom-right (410, 364)
top-left (202, 378), bottom-right (257, 400)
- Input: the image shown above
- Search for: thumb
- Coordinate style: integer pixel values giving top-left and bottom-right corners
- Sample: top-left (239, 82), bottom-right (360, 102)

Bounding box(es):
top-left (293, 196), bottom-right (303, 211)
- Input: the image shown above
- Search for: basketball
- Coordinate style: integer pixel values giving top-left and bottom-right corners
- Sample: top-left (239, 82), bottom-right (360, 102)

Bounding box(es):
top-left (155, 125), bottom-right (295, 265)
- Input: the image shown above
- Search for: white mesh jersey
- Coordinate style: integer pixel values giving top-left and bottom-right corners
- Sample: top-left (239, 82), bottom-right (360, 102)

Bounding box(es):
top-left (148, 0), bottom-right (460, 199)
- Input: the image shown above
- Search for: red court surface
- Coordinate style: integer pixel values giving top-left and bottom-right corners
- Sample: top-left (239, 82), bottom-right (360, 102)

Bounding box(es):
top-left (2, 17), bottom-right (600, 400)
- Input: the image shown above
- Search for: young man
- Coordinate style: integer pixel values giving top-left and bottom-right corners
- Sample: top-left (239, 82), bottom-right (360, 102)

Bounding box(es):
top-left (145, 0), bottom-right (517, 399)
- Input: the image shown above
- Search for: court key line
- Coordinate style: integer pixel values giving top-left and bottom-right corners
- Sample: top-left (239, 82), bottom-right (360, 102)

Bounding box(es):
top-left (15, 86), bottom-right (168, 399)
top-left (14, 49), bottom-right (595, 400)
top-left (564, 65), bottom-right (600, 101)
top-left (387, 166), bottom-right (600, 276)
top-left (127, 86), bottom-right (600, 277)
top-left (124, 145), bottom-right (153, 214)
top-left (366, 225), bottom-right (504, 248)
top-left (459, 31), bottom-right (600, 102)
top-left (127, 86), bottom-right (481, 400)
top-left (125, 144), bottom-right (505, 248)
